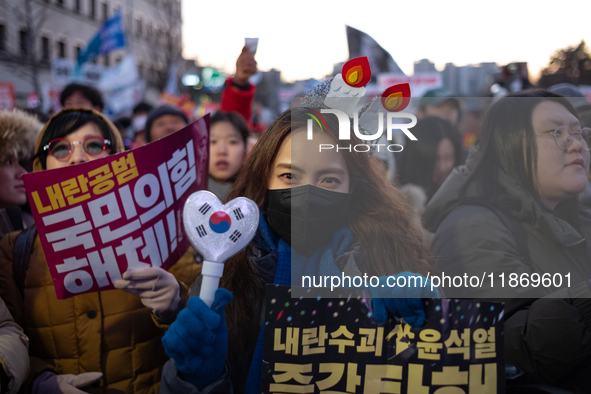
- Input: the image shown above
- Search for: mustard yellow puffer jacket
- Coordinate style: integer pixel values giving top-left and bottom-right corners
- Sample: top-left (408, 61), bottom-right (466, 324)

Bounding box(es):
top-left (0, 233), bottom-right (200, 394)
top-left (0, 109), bottom-right (201, 393)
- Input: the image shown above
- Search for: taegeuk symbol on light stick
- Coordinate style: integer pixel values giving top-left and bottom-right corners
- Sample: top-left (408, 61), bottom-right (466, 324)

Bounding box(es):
top-left (183, 191), bottom-right (259, 307)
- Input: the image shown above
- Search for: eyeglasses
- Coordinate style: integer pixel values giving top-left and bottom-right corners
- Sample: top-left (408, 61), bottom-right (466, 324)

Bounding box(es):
top-left (543, 126), bottom-right (591, 151)
top-left (44, 135), bottom-right (111, 160)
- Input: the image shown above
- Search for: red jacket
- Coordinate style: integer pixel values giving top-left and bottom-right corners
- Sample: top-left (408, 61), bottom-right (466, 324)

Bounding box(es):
top-left (220, 78), bottom-right (255, 127)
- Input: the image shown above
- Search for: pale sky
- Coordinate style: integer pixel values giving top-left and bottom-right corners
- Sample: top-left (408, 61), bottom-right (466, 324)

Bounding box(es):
top-left (182, 0), bottom-right (590, 83)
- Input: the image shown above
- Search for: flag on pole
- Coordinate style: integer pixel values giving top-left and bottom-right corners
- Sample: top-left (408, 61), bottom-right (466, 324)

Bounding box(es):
top-left (164, 63), bottom-right (179, 96)
top-left (78, 11), bottom-right (127, 65)
top-left (346, 25), bottom-right (405, 76)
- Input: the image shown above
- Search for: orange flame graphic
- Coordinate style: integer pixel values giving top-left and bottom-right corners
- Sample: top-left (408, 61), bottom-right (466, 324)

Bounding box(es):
top-left (381, 83), bottom-right (411, 112)
top-left (341, 57), bottom-right (371, 88)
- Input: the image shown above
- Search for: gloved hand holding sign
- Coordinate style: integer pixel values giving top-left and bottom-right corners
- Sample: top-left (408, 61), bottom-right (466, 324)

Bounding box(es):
top-left (114, 267), bottom-right (181, 320)
top-left (370, 272), bottom-right (440, 326)
top-left (32, 371), bottom-right (103, 394)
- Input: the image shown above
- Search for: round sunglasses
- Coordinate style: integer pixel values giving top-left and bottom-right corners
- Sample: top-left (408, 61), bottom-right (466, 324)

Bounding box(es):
top-left (44, 135), bottom-right (111, 160)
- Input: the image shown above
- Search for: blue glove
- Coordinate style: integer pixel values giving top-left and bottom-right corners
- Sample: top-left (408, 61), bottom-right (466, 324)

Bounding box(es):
top-left (162, 288), bottom-right (232, 389)
top-left (370, 272), bottom-right (439, 326)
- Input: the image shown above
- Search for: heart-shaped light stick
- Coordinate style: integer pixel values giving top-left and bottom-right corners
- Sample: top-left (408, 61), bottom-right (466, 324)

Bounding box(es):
top-left (183, 191), bottom-right (260, 307)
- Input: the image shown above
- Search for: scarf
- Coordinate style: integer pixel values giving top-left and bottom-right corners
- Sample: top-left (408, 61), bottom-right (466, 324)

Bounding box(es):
top-left (244, 213), bottom-right (353, 393)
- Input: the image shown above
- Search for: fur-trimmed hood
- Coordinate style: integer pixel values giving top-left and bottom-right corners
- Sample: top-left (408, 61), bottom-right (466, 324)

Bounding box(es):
top-left (0, 109), bottom-right (43, 164)
top-left (399, 183), bottom-right (433, 246)
top-left (400, 183), bottom-right (428, 217)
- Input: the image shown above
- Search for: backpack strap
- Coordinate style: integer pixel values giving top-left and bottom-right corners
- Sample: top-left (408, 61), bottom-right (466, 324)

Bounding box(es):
top-left (460, 197), bottom-right (532, 268)
top-left (12, 225), bottom-right (37, 300)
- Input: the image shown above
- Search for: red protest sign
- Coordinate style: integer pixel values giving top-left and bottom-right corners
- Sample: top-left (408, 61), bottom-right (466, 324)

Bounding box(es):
top-left (23, 115), bottom-right (209, 299)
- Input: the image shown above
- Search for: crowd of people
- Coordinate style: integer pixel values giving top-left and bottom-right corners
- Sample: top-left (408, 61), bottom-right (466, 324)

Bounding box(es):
top-left (1, 45), bottom-right (591, 394)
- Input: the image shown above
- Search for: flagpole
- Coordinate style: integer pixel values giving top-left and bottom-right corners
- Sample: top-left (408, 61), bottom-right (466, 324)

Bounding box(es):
top-left (124, 0), bottom-right (134, 53)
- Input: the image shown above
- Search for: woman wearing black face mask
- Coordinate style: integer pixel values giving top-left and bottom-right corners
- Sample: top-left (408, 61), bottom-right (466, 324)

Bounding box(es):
top-left (160, 107), bottom-right (437, 394)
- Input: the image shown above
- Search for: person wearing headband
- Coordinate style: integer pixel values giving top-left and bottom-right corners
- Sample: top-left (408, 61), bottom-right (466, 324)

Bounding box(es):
top-left (160, 107), bottom-right (438, 393)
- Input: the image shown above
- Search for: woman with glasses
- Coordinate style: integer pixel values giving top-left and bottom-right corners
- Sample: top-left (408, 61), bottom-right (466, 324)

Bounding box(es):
top-left (0, 108), bottom-right (199, 394)
top-left (423, 90), bottom-right (591, 392)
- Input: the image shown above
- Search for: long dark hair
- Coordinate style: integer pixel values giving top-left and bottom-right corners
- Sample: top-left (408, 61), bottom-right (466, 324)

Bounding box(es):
top-left (210, 111), bottom-right (250, 145)
top-left (59, 83), bottom-right (104, 111)
top-left (221, 107), bottom-right (434, 349)
top-left (35, 109), bottom-right (118, 169)
top-left (398, 116), bottom-right (463, 197)
top-left (463, 89), bottom-right (581, 220)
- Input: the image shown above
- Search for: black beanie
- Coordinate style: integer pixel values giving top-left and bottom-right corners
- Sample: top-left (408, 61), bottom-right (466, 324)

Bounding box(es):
top-left (144, 105), bottom-right (189, 142)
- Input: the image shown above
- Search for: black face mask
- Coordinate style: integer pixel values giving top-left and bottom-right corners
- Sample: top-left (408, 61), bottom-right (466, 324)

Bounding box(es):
top-left (267, 185), bottom-right (352, 255)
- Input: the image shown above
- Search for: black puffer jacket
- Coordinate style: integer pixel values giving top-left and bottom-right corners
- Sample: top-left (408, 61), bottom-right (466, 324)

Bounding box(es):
top-left (423, 147), bottom-right (591, 392)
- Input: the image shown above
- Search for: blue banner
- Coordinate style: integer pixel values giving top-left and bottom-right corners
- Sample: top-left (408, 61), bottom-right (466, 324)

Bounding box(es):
top-left (78, 12), bottom-right (126, 65)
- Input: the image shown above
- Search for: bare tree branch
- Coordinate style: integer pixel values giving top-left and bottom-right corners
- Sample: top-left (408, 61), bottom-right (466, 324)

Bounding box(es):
top-left (1, 0), bottom-right (49, 108)
top-left (142, 0), bottom-right (182, 91)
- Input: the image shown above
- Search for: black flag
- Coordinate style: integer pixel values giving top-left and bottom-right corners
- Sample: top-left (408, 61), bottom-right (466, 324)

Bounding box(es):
top-left (346, 25), bottom-right (405, 76)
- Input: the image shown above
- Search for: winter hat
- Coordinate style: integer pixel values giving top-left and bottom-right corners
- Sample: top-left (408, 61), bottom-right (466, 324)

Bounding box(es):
top-left (0, 109), bottom-right (44, 164)
top-left (419, 88), bottom-right (460, 111)
top-left (548, 83), bottom-right (591, 113)
top-left (144, 105), bottom-right (188, 142)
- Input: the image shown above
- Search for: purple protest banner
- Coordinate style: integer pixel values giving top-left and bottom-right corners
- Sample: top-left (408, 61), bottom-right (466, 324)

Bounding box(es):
top-left (23, 115), bottom-right (209, 299)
